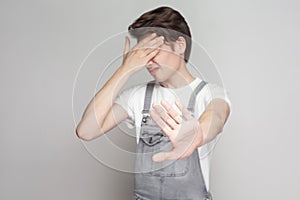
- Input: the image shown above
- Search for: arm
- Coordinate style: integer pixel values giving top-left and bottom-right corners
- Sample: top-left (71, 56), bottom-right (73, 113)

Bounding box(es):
top-left (76, 33), bottom-right (164, 141)
top-left (75, 67), bottom-right (132, 141)
top-left (196, 98), bottom-right (231, 146)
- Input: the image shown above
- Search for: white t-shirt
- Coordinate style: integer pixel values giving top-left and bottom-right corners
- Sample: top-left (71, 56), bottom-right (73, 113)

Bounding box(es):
top-left (114, 77), bottom-right (231, 191)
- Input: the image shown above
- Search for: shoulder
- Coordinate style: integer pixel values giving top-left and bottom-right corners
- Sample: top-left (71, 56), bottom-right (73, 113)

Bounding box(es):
top-left (203, 82), bottom-right (226, 93)
top-left (201, 82), bottom-right (232, 107)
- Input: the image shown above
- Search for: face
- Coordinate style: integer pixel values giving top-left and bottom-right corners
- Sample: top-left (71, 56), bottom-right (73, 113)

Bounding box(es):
top-left (146, 41), bottom-right (183, 82)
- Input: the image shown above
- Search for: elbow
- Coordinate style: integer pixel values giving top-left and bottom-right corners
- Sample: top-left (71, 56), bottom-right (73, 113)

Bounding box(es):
top-left (75, 117), bottom-right (106, 141)
top-left (75, 125), bottom-right (97, 141)
top-left (217, 124), bottom-right (224, 134)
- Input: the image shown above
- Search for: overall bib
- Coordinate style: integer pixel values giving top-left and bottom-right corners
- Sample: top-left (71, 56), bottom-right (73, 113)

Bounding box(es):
top-left (134, 80), bottom-right (212, 200)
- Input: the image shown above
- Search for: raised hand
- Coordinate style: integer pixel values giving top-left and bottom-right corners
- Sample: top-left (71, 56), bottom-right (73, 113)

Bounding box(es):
top-left (121, 33), bottom-right (164, 74)
top-left (149, 100), bottom-right (205, 162)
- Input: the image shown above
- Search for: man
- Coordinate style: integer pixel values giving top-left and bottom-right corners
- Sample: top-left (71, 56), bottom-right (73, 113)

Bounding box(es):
top-left (76, 6), bottom-right (231, 200)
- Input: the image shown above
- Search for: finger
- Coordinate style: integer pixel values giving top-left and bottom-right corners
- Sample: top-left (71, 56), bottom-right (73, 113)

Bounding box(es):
top-left (152, 151), bottom-right (176, 162)
top-left (141, 37), bottom-right (164, 56)
top-left (152, 150), bottom-right (180, 162)
top-left (145, 48), bottom-right (160, 60)
top-left (161, 100), bottom-right (182, 124)
top-left (140, 46), bottom-right (158, 58)
top-left (135, 36), bottom-right (164, 57)
top-left (171, 144), bottom-right (194, 160)
top-left (123, 36), bottom-right (130, 55)
top-left (140, 33), bottom-right (158, 46)
top-left (152, 103), bottom-right (178, 129)
top-left (152, 151), bottom-right (168, 162)
top-left (175, 100), bottom-right (193, 120)
top-left (133, 33), bottom-right (157, 50)
top-left (149, 109), bottom-right (173, 138)
top-left (146, 35), bottom-right (164, 48)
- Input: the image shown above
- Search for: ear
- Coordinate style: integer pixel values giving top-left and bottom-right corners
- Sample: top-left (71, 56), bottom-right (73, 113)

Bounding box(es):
top-left (174, 36), bottom-right (186, 56)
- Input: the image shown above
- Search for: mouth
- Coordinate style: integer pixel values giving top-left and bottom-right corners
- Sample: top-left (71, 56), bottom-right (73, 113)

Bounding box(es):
top-left (148, 67), bottom-right (159, 75)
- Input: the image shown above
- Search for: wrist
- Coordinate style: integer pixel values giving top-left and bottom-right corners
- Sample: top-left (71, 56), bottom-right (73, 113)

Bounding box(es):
top-left (116, 65), bottom-right (135, 78)
top-left (118, 64), bottom-right (138, 76)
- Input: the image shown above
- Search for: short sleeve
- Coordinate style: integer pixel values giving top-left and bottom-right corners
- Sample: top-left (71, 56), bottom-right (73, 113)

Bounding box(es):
top-left (197, 83), bottom-right (232, 159)
top-left (205, 83), bottom-right (232, 109)
top-left (114, 88), bottom-right (135, 129)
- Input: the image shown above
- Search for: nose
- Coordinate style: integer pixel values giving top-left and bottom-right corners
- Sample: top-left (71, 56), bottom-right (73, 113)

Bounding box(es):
top-left (146, 59), bottom-right (155, 68)
top-left (148, 59), bottom-right (154, 65)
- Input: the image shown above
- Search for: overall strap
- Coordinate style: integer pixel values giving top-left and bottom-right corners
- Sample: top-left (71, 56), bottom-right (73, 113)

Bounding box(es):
top-left (142, 80), bottom-right (156, 115)
top-left (187, 80), bottom-right (208, 116)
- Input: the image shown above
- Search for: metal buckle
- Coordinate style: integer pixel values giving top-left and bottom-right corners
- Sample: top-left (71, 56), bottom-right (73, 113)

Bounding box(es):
top-left (142, 114), bottom-right (149, 123)
top-left (141, 133), bottom-right (164, 146)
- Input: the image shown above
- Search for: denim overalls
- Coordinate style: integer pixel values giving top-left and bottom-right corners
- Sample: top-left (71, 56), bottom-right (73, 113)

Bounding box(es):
top-left (134, 80), bottom-right (212, 200)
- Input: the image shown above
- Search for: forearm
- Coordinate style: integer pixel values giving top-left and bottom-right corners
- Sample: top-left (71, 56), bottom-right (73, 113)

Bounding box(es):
top-left (197, 99), bottom-right (230, 146)
top-left (76, 34), bottom-right (162, 140)
top-left (76, 66), bottom-right (132, 139)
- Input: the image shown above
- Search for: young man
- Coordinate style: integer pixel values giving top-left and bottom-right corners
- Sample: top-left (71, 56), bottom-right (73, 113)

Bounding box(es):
top-left (76, 6), bottom-right (231, 200)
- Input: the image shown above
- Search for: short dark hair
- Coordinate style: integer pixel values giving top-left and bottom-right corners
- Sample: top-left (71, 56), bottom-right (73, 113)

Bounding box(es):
top-left (128, 6), bottom-right (192, 63)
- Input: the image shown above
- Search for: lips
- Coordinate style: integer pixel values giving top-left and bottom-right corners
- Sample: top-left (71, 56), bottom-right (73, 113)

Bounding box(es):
top-left (148, 67), bottom-right (159, 75)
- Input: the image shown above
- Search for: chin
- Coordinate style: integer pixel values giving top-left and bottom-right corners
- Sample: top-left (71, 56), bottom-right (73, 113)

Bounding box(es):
top-left (153, 76), bottom-right (166, 83)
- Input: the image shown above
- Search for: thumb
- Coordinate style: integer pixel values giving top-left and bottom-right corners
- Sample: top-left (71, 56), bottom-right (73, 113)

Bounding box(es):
top-left (152, 151), bottom-right (169, 162)
top-left (152, 150), bottom-right (179, 162)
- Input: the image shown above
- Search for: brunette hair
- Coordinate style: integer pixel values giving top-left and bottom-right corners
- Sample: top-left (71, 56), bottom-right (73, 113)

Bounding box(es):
top-left (128, 6), bottom-right (192, 63)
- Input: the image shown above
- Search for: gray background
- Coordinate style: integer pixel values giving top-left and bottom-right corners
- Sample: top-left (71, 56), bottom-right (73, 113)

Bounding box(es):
top-left (1, 0), bottom-right (299, 199)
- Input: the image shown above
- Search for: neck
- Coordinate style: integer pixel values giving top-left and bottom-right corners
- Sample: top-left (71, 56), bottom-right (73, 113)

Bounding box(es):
top-left (160, 61), bottom-right (196, 88)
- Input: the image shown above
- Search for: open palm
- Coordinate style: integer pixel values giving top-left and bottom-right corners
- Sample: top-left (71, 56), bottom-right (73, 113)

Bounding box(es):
top-left (149, 100), bottom-right (204, 162)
